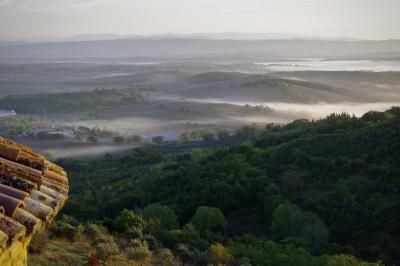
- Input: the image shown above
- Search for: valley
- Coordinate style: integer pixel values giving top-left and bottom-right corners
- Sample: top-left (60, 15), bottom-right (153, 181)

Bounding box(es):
top-left (1, 60), bottom-right (399, 160)
top-left (1, 1), bottom-right (400, 265)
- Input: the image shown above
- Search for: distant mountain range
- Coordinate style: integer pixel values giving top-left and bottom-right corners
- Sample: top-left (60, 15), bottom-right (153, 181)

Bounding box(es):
top-left (0, 32), bottom-right (365, 43)
top-left (0, 37), bottom-right (399, 63)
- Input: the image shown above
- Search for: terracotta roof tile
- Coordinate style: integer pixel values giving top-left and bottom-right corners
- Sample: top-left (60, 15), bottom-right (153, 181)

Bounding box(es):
top-left (0, 136), bottom-right (69, 264)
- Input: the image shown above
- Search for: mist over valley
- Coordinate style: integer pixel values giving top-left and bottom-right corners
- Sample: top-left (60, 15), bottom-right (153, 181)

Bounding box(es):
top-left (1, 0), bottom-right (400, 264)
top-left (1, 52), bottom-right (399, 159)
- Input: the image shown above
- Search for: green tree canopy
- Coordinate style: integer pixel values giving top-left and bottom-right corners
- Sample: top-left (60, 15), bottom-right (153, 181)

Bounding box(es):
top-left (208, 243), bottom-right (234, 266)
top-left (263, 183), bottom-right (286, 224)
top-left (113, 209), bottom-right (146, 239)
top-left (140, 203), bottom-right (179, 230)
top-left (271, 203), bottom-right (329, 253)
top-left (152, 136), bottom-right (164, 145)
top-left (113, 135), bottom-right (126, 144)
top-left (191, 206), bottom-right (228, 242)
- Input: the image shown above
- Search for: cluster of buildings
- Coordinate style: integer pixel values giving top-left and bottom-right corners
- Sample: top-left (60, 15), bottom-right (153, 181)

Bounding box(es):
top-left (0, 110), bottom-right (16, 119)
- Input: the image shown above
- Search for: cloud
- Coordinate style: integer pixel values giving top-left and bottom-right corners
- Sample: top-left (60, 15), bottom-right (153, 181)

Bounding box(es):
top-left (64, 0), bottom-right (113, 8)
top-left (0, 0), bottom-right (113, 12)
top-left (0, 0), bottom-right (398, 40)
top-left (0, 0), bottom-right (15, 8)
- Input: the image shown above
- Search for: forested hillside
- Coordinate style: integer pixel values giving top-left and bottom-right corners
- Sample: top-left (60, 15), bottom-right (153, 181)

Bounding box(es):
top-left (0, 88), bottom-right (148, 114)
top-left (48, 107), bottom-right (400, 265)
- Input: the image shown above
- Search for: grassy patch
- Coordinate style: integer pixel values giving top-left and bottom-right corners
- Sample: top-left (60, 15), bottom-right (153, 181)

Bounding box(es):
top-left (29, 238), bottom-right (90, 266)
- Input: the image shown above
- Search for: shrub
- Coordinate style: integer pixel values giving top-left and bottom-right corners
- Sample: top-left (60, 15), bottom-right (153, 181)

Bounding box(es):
top-left (126, 241), bottom-right (152, 265)
top-left (85, 224), bottom-right (109, 241)
top-left (271, 203), bottom-right (329, 254)
top-left (208, 243), bottom-right (233, 266)
top-left (29, 231), bottom-right (49, 254)
top-left (191, 206), bottom-right (228, 242)
top-left (152, 136), bottom-right (164, 145)
top-left (113, 209), bottom-right (146, 239)
top-left (87, 135), bottom-right (98, 143)
top-left (140, 203), bottom-right (179, 231)
top-left (95, 236), bottom-right (120, 263)
top-left (128, 135), bottom-right (144, 143)
top-left (113, 136), bottom-right (127, 144)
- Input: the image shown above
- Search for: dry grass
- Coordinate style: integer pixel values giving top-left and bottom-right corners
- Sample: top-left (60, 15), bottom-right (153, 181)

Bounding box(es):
top-left (28, 237), bottom-right (92, 266)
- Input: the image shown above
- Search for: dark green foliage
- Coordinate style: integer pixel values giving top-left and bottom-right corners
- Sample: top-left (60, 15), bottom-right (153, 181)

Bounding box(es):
top-left (48, 215), bottom-right (82, 241)
top-left (191, 206), bottom-right (228, 243)
top-left (235, 124), bottom-right (258, 138)
top-left (227, 235), bottom-right (381, 266)
top-left (127, 135), bottom-right (144, 143)
top-left (161, 223), bottom-right (209, 251)
top-left (271, 203), bottom-right (329, 254)
top-left (112, 209), bottom-right (146, 239)
top-left (362, 111), bottom-right (388, 122)
top-left (175, 243), bottom-right (195, 265)
top-left (227, 235), bottom-right (320, 266)
top-left (325, 254), bottom-right (383, 266)
top-left (140, 203), bottom-right (179, 231)
top-left (152, 135), bottom-right (165, 145)
top-left (263, 183), bottom-right (286, 224)
top-left (202, 132), bottom-right (217, 141)
top-left (86, 135), bottom-right (98, 143)
top-left (113, 136), bottom-right (126, 144)
top-left (217, 129), bottom-right (230, 140)
top-left (0, 88), bottom-right (148, 114)
top-left (61, 107), bottom-right (400, 265)
top-left (35, 131), bottom-right (65, 141)
top-left (0, 115), bottom-right (50, 136)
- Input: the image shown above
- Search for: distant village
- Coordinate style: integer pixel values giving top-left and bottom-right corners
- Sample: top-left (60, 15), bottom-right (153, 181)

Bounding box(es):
top-left (0, 109), bottom-right (16, 118)
top-left (0, 109), bottom-right (77, 139)
top-left (0, 109), bottom-right (144, 144)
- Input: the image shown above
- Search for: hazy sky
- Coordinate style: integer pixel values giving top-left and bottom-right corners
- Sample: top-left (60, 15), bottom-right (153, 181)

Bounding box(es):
top-left (0, 0), bottom-right (399, 40)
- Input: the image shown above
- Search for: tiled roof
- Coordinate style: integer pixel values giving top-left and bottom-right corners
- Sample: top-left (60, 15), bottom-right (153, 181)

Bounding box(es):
top-left (0, 136), bottom-right (68, 264)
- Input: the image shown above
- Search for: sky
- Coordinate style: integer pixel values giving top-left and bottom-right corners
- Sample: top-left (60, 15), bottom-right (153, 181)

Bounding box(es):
top-left (0, 0), bottom-right (399, 41)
